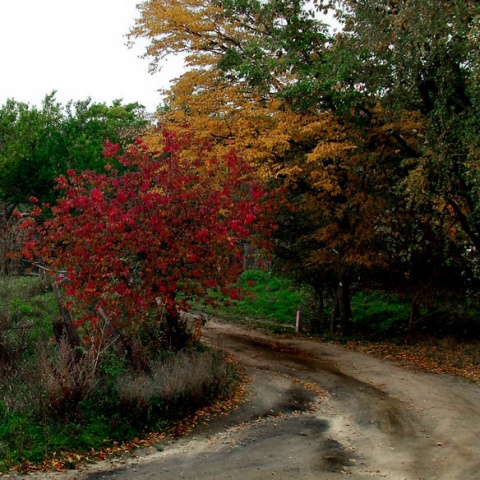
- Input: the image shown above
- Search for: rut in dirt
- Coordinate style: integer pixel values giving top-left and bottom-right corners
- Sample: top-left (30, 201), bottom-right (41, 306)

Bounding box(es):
top-left (39, 321), bottom-right (480, 480)
top-left (215, 329), bottom-right (419, 437)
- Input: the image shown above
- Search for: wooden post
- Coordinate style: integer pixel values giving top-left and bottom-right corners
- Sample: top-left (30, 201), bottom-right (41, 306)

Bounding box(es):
top-left (295, 309), bottom-right (302, 333)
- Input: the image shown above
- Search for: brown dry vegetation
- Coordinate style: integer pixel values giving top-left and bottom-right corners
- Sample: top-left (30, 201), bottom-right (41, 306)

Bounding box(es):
top-left (346, 338), bottom-right (480, 384)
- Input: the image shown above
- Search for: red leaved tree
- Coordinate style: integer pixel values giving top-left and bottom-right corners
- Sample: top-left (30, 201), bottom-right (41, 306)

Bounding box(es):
top-left (23, 130), bottom-right (270, 351)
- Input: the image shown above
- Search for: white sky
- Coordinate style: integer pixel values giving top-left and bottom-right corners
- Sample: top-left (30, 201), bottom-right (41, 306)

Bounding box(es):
top-left (0, 0), bottom-right (184, 112)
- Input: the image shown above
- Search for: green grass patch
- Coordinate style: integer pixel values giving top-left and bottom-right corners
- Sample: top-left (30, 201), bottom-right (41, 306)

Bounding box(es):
top-left (194, 271), bottom-right (480, 340)
top-left (351, 290), bottom-right (480, 339)
top-left (194, 269), bottom-right (312, 332)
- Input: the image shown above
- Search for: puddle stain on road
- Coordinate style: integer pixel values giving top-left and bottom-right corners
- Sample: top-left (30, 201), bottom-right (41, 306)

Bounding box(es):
top-left (216, 329), bottom-right (417, 438)
top-left (44, 323), bottom-right (480, 480)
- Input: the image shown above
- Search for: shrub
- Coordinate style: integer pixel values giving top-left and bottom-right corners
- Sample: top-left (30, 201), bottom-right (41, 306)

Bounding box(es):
top-left (114, 349), bottom-right (235, 427)
top-left (0, 276), bottom-right (240, 470)
top-left (0, 213), bottom-right (25, 276)
top-left (351, 291), bottom-right (411, 338)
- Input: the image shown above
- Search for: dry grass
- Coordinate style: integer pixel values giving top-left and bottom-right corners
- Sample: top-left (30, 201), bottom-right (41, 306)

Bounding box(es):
top-left (117, 349), bottom-right (234, 409)
top-left (0, 216), bottom-right (25, 276)
top-left (38, 338), bottom-right (101, 415)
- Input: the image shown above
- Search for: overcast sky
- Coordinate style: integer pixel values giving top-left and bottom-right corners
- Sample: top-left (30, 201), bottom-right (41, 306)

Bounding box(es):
top-left (0, 0), bottom-right (184, 112)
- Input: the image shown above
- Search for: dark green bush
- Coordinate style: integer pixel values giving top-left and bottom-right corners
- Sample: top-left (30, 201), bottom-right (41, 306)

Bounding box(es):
top-left (351, 291), bottom-right (411, 338)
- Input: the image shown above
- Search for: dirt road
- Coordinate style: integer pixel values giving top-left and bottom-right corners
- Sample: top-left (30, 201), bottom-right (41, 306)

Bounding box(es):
top-left (34, 320), bottom-right (480, 480)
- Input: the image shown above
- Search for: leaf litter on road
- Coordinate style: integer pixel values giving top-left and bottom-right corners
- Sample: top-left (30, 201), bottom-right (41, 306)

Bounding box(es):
top-left (346, 338), bottom-right (480, 384)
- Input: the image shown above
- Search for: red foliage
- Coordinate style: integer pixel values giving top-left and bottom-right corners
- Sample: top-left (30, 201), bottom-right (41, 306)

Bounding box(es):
top-left (23, 130), bottom-right (271, 334)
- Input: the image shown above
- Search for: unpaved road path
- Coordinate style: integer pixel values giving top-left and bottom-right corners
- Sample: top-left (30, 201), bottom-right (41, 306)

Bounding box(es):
top-left (33, 320), bottom-right (480, 480)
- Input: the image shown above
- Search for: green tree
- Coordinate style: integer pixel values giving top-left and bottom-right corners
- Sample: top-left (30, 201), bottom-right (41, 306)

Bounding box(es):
top-left (333, 0), bottom-right (480, 321)
top-left (0, 92), bottom-right (148, 212)
top-left (337, 0), bottom-right (480, 256)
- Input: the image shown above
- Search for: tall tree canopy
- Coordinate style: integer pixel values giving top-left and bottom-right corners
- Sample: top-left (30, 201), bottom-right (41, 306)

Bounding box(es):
top-left (131, 0), bottom-right (480, 333)
top-left (334, 0), bottom-right (480, 315)
top-left (338, 0), bottom-right (480, 251)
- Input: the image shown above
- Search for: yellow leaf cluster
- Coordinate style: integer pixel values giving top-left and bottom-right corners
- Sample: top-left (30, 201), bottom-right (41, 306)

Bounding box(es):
top-left (130, 0), bottom-right (252, 72)
top-left (131, 0), bottom-right (434, 274)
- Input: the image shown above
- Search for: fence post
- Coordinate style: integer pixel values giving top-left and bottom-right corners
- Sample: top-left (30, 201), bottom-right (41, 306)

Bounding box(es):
top-left (295, 309), bottom-right (302, 333)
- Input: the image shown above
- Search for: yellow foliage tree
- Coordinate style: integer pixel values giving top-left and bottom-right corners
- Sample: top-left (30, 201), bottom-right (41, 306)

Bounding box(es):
top-left (130, 0), bottom-right (453, 334)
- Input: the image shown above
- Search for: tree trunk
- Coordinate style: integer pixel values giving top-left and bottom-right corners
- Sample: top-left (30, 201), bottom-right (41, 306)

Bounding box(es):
top-left (97, 307), bottom-right (150, 371)
top-left (330, 273), bottom-right (353, 336)
top-left (409, 297), bottom-right (420, 334)
top-left (164, 309), bottom-right (188, 351)
top-left (51, 283), bottom-right (84, 363)
top-left (309, 287), bottom-right (328, 334)
top-left (156, 294), bottom-right (189, 351)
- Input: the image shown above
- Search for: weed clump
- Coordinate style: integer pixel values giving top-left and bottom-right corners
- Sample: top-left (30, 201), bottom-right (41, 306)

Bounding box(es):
top-left (0, 276), bottom-right (238, 472)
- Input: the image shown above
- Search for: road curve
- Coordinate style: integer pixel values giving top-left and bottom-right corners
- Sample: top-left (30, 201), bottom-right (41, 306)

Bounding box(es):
top-left (32, 320), bottom-right (480, 480)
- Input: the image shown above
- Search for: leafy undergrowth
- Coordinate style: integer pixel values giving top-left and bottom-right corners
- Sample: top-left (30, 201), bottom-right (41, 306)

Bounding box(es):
top-left (8, 355), bottom-right (249, 475)
top-left (346, 338), bottom-right (480, 384)
top-left (0, 276), bottom-right (248, 475)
